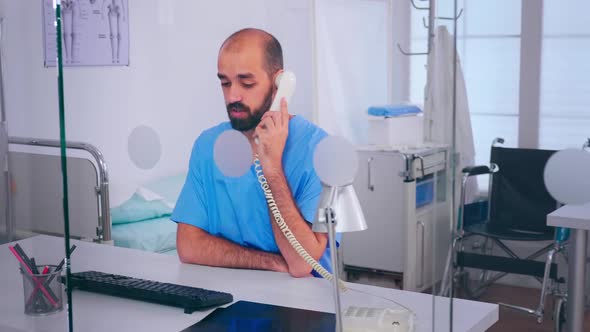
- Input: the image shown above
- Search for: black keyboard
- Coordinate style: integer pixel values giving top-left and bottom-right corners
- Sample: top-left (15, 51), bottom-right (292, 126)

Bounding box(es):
top-left (66, 271), bottom-right (233, 314)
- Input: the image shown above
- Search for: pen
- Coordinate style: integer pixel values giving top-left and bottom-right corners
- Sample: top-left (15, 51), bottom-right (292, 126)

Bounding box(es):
top-left (9, 246), bottom-right (59, 307)
top-left (13, 244), bottom-right (34, 271)
top-left (55, 244), bottom-right (77, 272)
top-left (30, 258), bottom-right (40, 275)
top-left (43, 244), bottom-right (77, 287)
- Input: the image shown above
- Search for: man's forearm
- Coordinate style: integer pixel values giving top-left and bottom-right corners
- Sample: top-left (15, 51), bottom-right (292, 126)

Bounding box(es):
top-left (177, 223), bottom-right (288, 272)
top-left (261, 162), bottom-right (328, 276)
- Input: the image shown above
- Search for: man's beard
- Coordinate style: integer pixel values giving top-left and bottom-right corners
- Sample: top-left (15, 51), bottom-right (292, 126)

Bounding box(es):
top-left (226, 87), bottom-right (274, 132)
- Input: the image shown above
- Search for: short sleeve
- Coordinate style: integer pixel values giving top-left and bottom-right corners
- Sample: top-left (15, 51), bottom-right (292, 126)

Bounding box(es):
top-left (170, 139), bottom-right (209, 231)
top-left (295, 169), bottom-right (323, 223)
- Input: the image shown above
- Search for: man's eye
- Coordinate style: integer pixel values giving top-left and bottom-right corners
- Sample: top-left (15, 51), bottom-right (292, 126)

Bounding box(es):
top-left (243, 83), bottom-right (256, 89)
top-left (221, 82), bottom-right (230, 87)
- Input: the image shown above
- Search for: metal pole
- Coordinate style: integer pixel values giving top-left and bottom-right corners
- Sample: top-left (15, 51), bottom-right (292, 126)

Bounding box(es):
top-left (326, 207), bottom-right (343, 332)
top-left (567, 229), bottom-right (587, 332)
top-left (2, 123), bottom-right (12, 242)
top-left (450, 0), bottom-right (458, 330)
top-left (310, 0), bottom-right (320, 125)
top-left (0, 18), bottom-right (6, 124)
top-left (0, 18), bottom-right (14, 243)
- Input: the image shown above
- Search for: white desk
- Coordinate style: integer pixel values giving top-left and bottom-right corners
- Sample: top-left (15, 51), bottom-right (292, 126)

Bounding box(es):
top-left (547, 203), bottom-right (590, 332)
top-left (0, 236), bottom-right (498, 332)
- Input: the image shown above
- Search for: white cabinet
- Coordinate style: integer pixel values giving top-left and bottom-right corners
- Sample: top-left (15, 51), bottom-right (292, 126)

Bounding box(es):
top-left (342, 146), bottom-right (451, 292)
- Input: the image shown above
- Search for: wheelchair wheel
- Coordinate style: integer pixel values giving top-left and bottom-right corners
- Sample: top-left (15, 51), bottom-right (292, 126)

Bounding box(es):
top-left (554, 296), bottom-right (566, 332)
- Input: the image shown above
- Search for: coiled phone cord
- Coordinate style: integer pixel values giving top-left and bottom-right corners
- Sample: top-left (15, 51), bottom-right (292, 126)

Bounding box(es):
top-left (254, 158), bottom-right (415, 314)
top-left (254, 158), bottom-right (347, 290)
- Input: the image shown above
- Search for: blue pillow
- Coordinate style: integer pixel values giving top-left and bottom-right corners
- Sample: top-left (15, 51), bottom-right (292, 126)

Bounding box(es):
top-left (112, 216), bottom-right (177, 252)
top-left (110, 192), bottom-right (173, 225)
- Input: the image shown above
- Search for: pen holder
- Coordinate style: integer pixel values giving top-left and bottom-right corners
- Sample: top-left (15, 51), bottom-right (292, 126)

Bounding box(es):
top-left (20, 265), bottom-right (63, 316)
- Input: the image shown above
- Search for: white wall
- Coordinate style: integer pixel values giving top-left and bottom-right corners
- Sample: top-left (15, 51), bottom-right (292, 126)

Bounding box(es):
top-left (1, 0), bottom-right (314, 205)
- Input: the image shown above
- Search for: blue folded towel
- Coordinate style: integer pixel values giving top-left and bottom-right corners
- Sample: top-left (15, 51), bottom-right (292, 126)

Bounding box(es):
top-left (368, 105), bottom-right (422, 117)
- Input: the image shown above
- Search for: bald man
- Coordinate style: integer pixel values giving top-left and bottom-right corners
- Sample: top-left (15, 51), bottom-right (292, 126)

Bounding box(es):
top-left (171, 28), bottom-right (335, 278)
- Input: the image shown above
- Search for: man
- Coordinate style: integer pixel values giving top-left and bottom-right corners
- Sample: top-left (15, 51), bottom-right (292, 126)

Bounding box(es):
top-left (172, 28), bottom-right (333, 278)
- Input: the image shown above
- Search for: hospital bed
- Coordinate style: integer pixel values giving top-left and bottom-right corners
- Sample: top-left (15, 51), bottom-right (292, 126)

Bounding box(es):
top-left (2, 136), bottom-right (180, 255)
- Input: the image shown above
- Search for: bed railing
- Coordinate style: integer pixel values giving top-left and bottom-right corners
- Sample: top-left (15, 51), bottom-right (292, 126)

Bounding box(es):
top-left (8, 136), bottom-right (111, 242)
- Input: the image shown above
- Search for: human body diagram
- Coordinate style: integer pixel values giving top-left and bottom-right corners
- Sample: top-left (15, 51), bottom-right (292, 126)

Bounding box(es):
top-left (61, 0), bottom-right (126, 64)
top-left (102, 0), bottom-right (127, 63)
top-left (102, 0), bottom-right (126, 63)
top-left (61, 0), bottom-right (77, 63)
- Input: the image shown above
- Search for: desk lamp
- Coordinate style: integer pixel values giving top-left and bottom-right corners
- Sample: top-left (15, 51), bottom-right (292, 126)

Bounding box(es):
top-left (312, 136), bottom-right (367, 332)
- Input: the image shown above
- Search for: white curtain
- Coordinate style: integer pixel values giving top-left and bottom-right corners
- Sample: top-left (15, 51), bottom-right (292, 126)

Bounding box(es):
top-left (314, 0), bottom-right (389, 144)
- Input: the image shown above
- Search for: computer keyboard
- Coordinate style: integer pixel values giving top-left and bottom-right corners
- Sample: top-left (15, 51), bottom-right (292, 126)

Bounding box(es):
top-left (66, 271), bottom-right (233, 314)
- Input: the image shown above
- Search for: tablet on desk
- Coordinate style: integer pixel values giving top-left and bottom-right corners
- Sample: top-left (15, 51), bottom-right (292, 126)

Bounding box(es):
top-left (182, 300), bottom-right (335, 332)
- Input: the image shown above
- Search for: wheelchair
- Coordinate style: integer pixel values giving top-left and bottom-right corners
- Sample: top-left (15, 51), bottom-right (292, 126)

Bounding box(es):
top-left (441, 138), bottom-right (570, 331)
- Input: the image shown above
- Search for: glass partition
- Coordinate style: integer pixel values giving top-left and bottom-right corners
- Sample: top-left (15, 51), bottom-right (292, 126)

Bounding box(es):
top-left (47, 1), bottom-right (590, 331)
top-left (49, 0), bottom-right (520, 331)
top-left (0, 0), bottom-right (70, 331)
top-left (3, 0), bottom-right (544, 331)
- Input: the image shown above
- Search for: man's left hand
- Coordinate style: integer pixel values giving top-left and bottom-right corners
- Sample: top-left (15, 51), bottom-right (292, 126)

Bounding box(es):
top-left (254, 98), bottom-right (290, 167)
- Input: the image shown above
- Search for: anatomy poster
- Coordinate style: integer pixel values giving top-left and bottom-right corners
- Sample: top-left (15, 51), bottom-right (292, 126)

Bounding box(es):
top-left (43, 0), bottom-right (130, 67)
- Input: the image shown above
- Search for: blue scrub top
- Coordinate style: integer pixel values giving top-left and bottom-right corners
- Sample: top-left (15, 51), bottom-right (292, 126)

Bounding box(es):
top-left (171, 115), bottom-right (336, 275)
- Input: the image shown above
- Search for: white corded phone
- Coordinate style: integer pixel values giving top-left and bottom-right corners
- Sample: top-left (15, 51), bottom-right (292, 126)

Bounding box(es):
top-left (254, 70), bottom-right (415, 332)
top-left (255, 70), bottom-right (336, 282)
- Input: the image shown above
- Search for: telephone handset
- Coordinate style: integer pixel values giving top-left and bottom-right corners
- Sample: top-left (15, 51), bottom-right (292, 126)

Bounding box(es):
top-left (254, 71), bottom-right (297, 146)
top-left (269, 70), bottom-right (296, 112)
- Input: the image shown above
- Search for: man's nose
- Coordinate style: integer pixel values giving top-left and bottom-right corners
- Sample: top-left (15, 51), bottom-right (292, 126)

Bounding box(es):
top-left (228, 87), bottom-right (243, 104)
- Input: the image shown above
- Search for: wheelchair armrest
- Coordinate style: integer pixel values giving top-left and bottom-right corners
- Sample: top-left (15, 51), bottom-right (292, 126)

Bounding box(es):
top-left (462, 165), bottom-right (493, 176)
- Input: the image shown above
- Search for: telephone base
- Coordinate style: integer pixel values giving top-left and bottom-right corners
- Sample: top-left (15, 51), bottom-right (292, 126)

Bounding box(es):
top-left (343, 306), bottom-right (415, 332)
